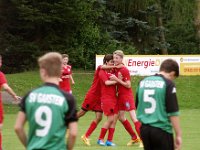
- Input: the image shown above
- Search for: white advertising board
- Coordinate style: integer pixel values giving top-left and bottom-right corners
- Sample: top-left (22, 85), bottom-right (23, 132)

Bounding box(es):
top-left (96, 55), bottom-right (200, 76)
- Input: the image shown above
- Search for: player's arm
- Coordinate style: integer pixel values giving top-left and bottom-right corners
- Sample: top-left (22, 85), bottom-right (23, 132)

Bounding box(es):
top-left (14, 111), bottom-right (27, 147)
top-left (99, 70), bottom-right (117, 86)
top-left (109, 74), bottom-right (131, 88)
top-left (166, 81), bottom-right (182, 150)
top-left (14, 93), bottom-right (29, 147)
top-left (170, 116), bottom-right (182, 150)
top-left (70, 74), bottom-right (75, 85)
top-left (62, 75), bottom-right (70, 78)
top-left (101, 64), bottom-right (123, 70)
top-left (105, 80), bottom-right (117, 85)
top-left (68, 122), bottom-right (78, 150)
top-left (2, 83), bottom-right (20, 101)
top-left (135, 86), bottom-right (139, 108)
top-left (64, 93), bottom-right (78, 150)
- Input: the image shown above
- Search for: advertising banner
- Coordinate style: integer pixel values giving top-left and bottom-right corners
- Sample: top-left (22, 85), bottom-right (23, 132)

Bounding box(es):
top-left (96, 55), bottom-right (200, 76)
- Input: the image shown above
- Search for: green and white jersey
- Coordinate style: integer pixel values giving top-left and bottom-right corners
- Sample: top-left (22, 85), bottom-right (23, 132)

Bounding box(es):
top-left (19, 83), bottom-right (77, 150)
top-left (136, 74), bottom-right (179, 133)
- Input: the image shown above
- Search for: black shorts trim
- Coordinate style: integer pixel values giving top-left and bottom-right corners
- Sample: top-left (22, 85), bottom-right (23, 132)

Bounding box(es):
top-left (81, 107), bottom-right (88, 112)
top-left (93, 110), bottom-right (103, 113)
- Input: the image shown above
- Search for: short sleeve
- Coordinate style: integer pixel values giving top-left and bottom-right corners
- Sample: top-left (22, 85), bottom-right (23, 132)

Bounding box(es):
top-left (166, 81), bottom-right (179, 115)
top-left (19, 92), bottom-right (30, 113)
top-left (99, 70), bottom-right (109, 83)
top-left (63, 93), bottom-right (78, 125)
top-left (120, 67), bottom-right (131, 81)
top-left (0, 72), bottom-right (7, 86)
top-left (68, 65), bottom-right (72, 74)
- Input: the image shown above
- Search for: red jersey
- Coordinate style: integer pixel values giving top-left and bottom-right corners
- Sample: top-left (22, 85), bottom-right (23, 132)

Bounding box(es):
top-left (0, 72), bottom-right (7, 100)
top-left (0, 71), bottom-right (7, 123)
top-left (86, 65), bottom-right (102, 96)
top-left (81, 65), bottom-right (102, 111)
top-left (99, 69), bottom-right (117, 115)
top-left (116, 66), bottom-right (135, 111)
top-left (99, 69), bottom-right (116, 100)
top-left (116, 66), bottom-right (134, 97)
top-left (59, 65), bottom-right (72, 93)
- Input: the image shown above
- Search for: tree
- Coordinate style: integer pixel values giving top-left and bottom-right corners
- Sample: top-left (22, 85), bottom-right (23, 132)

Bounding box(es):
top-left (195, 0), bottom-right (200, 50)
top-left (155, 0), bottom-right (168, 54)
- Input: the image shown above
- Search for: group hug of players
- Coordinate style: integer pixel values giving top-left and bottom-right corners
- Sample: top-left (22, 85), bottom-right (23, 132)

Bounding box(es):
top-left (62, 50), bottom-right (143, 147)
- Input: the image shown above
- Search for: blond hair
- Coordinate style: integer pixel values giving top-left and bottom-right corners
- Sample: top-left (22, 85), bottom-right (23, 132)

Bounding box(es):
top-left (38, 52), bottom-right (62, 77)
top-left (62, 54), bottom-right (69, 58)
top-left (113, 50), bottom-right (124, 58)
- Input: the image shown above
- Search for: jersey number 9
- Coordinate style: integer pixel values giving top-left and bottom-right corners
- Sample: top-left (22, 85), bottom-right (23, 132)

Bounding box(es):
top-left (35, 106), bottom-right (52, 137)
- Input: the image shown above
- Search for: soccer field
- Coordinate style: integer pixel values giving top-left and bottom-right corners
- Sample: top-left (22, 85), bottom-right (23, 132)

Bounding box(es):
top-left (3, 72), bottom-right (200, 149)
top-left (2, 109), bottom-right (200, 150)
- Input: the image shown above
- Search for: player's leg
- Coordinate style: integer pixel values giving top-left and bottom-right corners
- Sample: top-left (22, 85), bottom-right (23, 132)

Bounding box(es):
top-left (97, 115), bottom-right (114, 146)
top-left (118, 110), bottom-right (139, 146)
top-left (77, 109), bottom-right (87, 118)
top-left (129, 109), bottom-right (142, 137)
top-left (81, 112), bottom-right (103, 146)
top-left (85, 111), bottom-right (102, 137)
top-left (129, 109), bottom-right (143, 147)
top-left (106, 113), bottom-right (118, 146)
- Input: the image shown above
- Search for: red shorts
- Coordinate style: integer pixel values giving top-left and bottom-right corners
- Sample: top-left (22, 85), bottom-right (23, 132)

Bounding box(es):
top-left (81, 93), bottom-right (102, 112)
top-left (0, 101), bottom-right (3, 124)
top-left (59, 80), bottom-right (71, 93)
top-left (118, 95), bottom-right (136, 111)
top-left (101, 98), bottom-right (118, 116)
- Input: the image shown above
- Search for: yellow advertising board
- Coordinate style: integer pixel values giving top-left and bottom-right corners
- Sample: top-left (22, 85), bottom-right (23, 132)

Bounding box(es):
top-left (96, 55), bottom-right (200, 76)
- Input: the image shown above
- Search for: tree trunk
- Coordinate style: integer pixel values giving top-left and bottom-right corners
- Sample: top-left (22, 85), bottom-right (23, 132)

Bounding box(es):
top-left (156, 1), bottom-right (168, 54)
top-left (195, 0), bottom-right (200, 50)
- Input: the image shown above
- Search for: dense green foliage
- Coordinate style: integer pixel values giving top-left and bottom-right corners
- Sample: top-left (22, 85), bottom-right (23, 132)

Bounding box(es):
top-left (0, 0), bottom-right (199, 72)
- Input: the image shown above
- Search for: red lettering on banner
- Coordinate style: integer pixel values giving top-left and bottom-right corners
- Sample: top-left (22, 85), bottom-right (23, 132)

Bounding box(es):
top-left (127, 59), bottom-right (156, 68)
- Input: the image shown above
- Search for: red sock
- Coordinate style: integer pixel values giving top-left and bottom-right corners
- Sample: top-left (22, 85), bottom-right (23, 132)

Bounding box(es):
top-left (85, 121), bottom-right (97, 138)
top-left (134, 121), bottom-right (141, 138)
top-left (107, 128), bottom-right (115, 142)
top-left (99, 128), bottom-right (107, 140)
top-left (122, 119), bottom-right (137, 140)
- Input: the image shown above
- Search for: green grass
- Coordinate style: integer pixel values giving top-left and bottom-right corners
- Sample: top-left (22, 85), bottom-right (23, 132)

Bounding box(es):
top-left (2, 71), bottom-right (200, 149)
top-left (3, 109), bottom-right (200, 150)
top-left (5, 71), bottom-right (200, 109)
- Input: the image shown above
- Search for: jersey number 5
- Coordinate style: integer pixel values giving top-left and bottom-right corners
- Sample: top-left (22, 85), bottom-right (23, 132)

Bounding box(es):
top-left (35, 106), bottom-right (52, 137)
top-left (144, 89), bottom-right (156, 114)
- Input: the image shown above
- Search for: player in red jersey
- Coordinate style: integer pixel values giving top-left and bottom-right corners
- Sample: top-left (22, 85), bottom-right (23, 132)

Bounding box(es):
top-left (0, 55), bottom-right (20, 150)
top-left (59, 54), bottom-right (75, 94)
top-left (110, 50), bottom-right (142, 147)
top-left (78, 60), bottom-right (121, 146)
top-left (77, 65), bottom-right (103, 146)
top-left (97, 54), bottom-right (118, 146)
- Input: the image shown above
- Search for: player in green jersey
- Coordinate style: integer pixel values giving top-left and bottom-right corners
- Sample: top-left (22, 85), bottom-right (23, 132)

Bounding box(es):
top-left (136, 59), bottom-right (182, 150)
top-left (14, 52), bottom-right (78, 150)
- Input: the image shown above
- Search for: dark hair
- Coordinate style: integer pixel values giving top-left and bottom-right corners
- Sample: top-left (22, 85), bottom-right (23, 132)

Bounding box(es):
top-left (103, 54), bottom-right (113, 64)
top-left (160, 59), bottom-right (179, 77)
